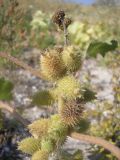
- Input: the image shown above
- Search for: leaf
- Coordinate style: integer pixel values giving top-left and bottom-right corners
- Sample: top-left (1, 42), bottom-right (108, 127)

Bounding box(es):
top-left (87, 40), bottom-right (118, 57)
top-left (83, 88), bottom-right (96, 102)
top-left (32, 90), bottom-right (55, 106)
top-left (0, 77), bottom-right (14, 101)
top-left (74, 119), bottom-right (90, 133)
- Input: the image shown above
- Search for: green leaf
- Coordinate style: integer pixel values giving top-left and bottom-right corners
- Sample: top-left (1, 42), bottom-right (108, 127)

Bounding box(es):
top-left (32, 90), bottom-right (55, 106)
top-left (74, 118), bottom-right (90, 133)
top-left (83, 88), bottom-right (96, 102)
top-left (87, 40), bottom-right (118, 57)
top-left (0, 77), bottom-right (14, 101)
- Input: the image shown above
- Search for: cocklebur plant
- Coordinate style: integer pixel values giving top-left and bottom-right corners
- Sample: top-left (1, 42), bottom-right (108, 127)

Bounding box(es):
top-left (18, 10), bottom-right (90, 160)
top-left (0, 9), bottom-right (120, 160)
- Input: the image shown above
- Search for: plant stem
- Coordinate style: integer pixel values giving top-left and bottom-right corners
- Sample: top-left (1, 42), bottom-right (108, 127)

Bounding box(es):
top-left (62, 20), bottom-right (68, 46)
top-left (0, 52), bottom-right (42, 79)
top-left (70, 132), bottom-right (120, 160)
top-left (0, 101), bottom-right (120, 159)
top-left (0, 101), bottom-right (29, 126)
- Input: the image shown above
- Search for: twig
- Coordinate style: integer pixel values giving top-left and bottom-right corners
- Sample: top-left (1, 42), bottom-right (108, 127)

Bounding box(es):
top-left (0, 101), bottom-right (29, 126)
top-left (70, 132), bottom-right (120, 160)
top-left (0, 52), bottom-right (42, 79)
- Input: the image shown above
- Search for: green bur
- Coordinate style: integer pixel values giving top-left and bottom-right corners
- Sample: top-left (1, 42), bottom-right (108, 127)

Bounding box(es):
top-left (18, 137), bottom-right (41, 155)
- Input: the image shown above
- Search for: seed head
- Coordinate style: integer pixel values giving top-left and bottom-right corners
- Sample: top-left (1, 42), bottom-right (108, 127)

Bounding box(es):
top-left (56, 76), bottom-right (82, 99)
top-left (32, 150), bottom-right (49, 160)
top-left (55, 45), bottom-right (63, 53)
top-left (48, 114), bottom-right (68, 145)
top-left (52, 9), bottom-right (65, 25)
top-left (59, 17), bottom-right (72, 30)
top-left (41, 138), bottom-right (55, 153)
top-left (18, 137), bottom-right (41, 155)
top-left (59, 98), bottom-right (84, 126)
top-left (62, 45), bottom-right (82, 73)
top-left (40, 49), bottom-right (66, 81)
top-left (28, 119), bottom-right (50, 138)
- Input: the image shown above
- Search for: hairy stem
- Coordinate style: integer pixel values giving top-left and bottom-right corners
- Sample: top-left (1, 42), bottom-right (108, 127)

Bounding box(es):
top-left (62, 20), bottom-right (68, 46)
top-left (70, 132), bottom-right (120, 160)
top-left (0, 52), bottom-right (42, 79)
top-left (0, 101), bottom-right (29, 126)
top-left (0, 101), bottom-right (120, 159)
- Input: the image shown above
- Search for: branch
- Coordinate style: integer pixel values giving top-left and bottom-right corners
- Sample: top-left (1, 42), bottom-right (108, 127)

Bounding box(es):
top-left (70, 132), bottom-right (120, 160)
top-left (0, 52), bottom-right (42, 79)
top-left (0, 101), bottom-right (29, 126)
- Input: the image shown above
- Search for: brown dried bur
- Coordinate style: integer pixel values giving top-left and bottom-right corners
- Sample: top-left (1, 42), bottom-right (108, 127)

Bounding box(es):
top-left (59, 18), bottom-right (72, 30)
top-left (52, 9), bottom-right (65, 26)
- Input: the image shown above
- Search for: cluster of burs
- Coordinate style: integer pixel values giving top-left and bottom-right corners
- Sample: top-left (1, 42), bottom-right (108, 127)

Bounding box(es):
top-left (18, 10), bottom-right (88, 160)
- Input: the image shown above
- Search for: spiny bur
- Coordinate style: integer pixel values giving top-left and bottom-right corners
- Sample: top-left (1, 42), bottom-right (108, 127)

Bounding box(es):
top-left (48, 114), bottom-right (68, 145)
top-left (18, 137), bottom-right (41, 155)
top-left (55, 45), bottom-right (63, 53)
top-left (62, 45), bottom-right (82, 73)
top-left (28, 119), bottom-right (50, 138)
top-left (59, 17), bottom-right (72, 30)
top-left (58, 98), bottom-right (84, 126)
top-left (52, 9), bottom-right (72, 31)
top-left (56, 75), bottom-right (82, 99)
top-left (52, 9), bottom-right (65, 26)
top-left (40, 49), bottom-right (66, 81)
top-left (41, 138), bottom-right (55, 153)
top-left (32, 150), bottom-right (49, 160)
